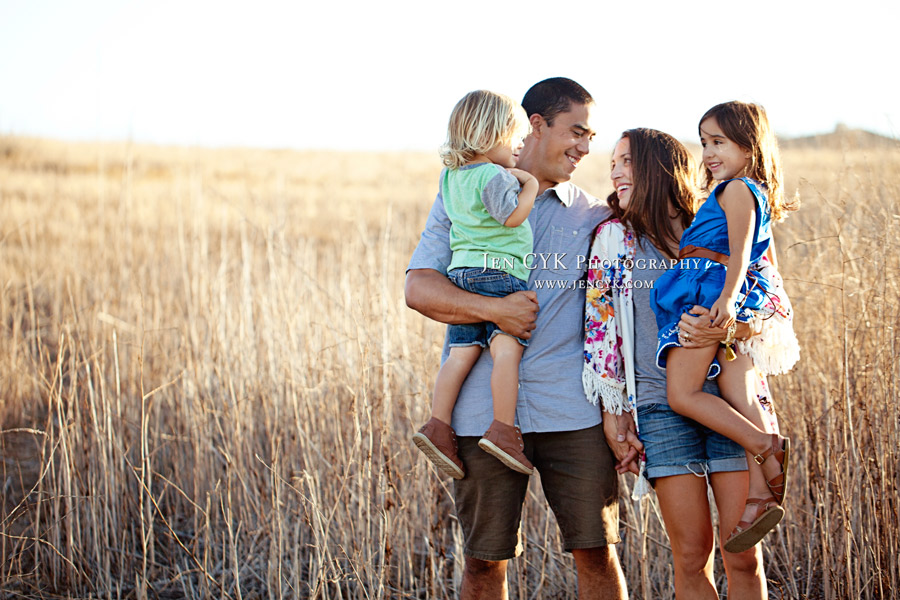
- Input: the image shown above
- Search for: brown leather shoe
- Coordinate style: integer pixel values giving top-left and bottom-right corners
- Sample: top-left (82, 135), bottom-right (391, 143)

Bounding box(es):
top-left (412, 417), bottom-right (465, 479)
top-left (477, 420), bottom-right (534, 475)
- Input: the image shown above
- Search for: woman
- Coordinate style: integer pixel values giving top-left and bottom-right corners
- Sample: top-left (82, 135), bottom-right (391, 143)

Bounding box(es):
top-left (582, 128), bottom-right (798, 598)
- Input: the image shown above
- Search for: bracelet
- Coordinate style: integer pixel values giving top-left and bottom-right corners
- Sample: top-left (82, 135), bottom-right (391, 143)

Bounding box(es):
top-left (723, 322), bottom-right (737, 361)
top-left (723, 322), bottom-right (737, 346)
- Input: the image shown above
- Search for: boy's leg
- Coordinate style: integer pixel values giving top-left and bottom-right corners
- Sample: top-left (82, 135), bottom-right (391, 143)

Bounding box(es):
top-left (488, 333), bottom-right (525, 426)
top-left (476, 333), bottom-right (532, 474)
top-left (432, 345), bottom-right (483, 423)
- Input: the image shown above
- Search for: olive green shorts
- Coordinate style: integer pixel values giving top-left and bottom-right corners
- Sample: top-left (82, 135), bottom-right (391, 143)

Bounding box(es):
top-left (453, 424), bottom-right (620, 561)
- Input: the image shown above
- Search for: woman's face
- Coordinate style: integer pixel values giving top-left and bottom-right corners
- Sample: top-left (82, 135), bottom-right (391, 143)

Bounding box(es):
top-left (610, 137), bottom-right (633, 208)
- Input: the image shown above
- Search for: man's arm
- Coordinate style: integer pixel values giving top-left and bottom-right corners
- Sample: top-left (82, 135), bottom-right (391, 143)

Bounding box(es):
top-left (405, 269), bottom-right (539, 339)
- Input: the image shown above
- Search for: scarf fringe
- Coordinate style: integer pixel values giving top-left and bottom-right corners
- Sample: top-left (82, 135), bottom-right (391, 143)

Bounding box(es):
top-left (582, 366), bottom-right (629, 415)
top-left (632, 464), bottom-right (652, 500)
top-left (737, 313), bottom-right (801, 376)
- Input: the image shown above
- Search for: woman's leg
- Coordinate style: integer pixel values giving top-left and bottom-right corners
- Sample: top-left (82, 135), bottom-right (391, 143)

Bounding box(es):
top-left (710, 471), bottom-right (768, 599)
top-left (655, 474), bottom-right (719, 599)
top-left (489, 334), bottom-right (525, 425)
top-left (432, 345), bottom-right (482, 423)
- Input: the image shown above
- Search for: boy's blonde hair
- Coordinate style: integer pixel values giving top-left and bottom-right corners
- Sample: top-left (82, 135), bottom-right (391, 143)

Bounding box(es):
top-left (440, 90), bottom-right (530, 169)
top-left (699, 101), bottom-right (799, 222)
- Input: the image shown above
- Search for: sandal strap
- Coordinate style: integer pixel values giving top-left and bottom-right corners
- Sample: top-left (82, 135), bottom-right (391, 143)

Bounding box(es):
top-left (752, 434), bottom-right (783, 465)
top-left (733, 497), bottom-right (780, 530)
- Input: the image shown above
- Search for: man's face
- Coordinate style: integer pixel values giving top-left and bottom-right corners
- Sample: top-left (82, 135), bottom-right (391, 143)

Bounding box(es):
top-left (530, 102), bottom-right (595, 187)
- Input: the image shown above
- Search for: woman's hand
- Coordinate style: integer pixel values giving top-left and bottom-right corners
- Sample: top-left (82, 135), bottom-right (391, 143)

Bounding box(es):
top-left (603, 411), bottom-right (643, 475)
top-left (678, 306), bottom-right (727, 348)
top-left (679, 305), bottom-right (757, 347)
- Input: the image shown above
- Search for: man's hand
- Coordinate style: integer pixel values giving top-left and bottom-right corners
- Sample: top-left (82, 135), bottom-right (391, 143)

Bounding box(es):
top-left (405, 269), bottom-right (539, 338)
top-left (493, 291), bottom-right (539, 339)
top-left (602, 411), bottom-right (643, 475)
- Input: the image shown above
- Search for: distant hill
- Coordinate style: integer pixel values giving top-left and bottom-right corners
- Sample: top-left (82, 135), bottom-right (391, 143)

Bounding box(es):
top-left (780, 125), bottom-right (898, 150)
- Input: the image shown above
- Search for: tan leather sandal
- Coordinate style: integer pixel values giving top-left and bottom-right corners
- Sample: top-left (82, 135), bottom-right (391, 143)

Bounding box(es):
top-left (753, 434), bottom-right (791, 504)
top-left (724, 496), bottom-right (784, 553)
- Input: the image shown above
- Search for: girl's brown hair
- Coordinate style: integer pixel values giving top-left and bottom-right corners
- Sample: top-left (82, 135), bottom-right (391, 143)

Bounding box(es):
top-left (699, 101), bottom-right (799, 222)
top-left (607, 128), bottom-right (699, 259)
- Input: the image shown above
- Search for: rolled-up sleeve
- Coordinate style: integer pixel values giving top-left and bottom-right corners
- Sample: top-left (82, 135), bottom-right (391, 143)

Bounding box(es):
top-left (407, 188), bottom-right (453, 274)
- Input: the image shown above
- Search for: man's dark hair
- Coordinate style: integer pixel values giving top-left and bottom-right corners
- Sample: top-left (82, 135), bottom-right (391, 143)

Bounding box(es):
top-left (521, 77), bottom-right (593, 126)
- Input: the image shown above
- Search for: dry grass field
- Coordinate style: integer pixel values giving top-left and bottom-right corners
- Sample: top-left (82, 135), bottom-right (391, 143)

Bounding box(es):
top-left (1, 133), bottom-right (898, 599)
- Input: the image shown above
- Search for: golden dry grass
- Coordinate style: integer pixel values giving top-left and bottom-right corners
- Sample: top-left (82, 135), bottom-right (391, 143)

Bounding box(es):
top-left (0, 135), bottom-right (898, 599)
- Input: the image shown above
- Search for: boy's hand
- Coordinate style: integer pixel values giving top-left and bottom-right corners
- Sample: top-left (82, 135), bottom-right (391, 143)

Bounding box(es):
top-left (708, 295), bottom-right (736, 329)
top-left (507, 168), bottom-right (537, 187)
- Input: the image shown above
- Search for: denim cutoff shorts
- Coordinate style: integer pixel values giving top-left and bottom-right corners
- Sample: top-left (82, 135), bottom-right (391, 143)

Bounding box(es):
top-left (637, 402), bottom-right (747, 483)
top-left (447, 267), bottom-right (529, 348)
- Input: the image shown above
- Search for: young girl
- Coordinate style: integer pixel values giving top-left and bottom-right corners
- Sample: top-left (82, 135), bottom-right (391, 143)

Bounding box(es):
top-left (412, 90), bottom-right (538, 479)
top-left (650, 101), bottom-right (800, 553)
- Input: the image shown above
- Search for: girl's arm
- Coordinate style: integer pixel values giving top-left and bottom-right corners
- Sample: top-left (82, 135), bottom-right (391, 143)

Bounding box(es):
top-left (709, 181), bottom-right (757, 327)
top-left (503, 168), bottom-right (539, 227)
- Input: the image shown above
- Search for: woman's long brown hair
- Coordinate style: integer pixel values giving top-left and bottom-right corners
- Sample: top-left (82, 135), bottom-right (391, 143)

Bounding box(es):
top-left (606, 128), bottom-right (699, 259)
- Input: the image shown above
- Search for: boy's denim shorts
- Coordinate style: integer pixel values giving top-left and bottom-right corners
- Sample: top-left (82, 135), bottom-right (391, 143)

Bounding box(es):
top-left (637, 402), bottom-right (747, 483)
top-left (447, 267), bottom-right (529, 348)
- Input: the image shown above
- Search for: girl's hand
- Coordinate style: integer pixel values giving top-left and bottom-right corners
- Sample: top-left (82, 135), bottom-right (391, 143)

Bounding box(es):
top-left (708, 295), bottom-right (736, 329)
top-left (507, 168), bottom-right (537, 187)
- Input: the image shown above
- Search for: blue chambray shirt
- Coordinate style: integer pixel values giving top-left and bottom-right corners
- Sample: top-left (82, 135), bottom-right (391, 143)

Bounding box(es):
top-left (407, 182), bottom-right (611, 436)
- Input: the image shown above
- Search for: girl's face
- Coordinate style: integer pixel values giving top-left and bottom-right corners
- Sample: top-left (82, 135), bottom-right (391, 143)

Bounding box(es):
top-left (699, 116), bottom-right (751, 181)
top-left (610, 137), bottom-right (633, 208)
top-left (485, 135), bottom-right (526, 168)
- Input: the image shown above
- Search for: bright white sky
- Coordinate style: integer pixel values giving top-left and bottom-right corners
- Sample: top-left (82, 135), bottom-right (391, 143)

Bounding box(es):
top-left (1, 0), bottom-right (897, 152)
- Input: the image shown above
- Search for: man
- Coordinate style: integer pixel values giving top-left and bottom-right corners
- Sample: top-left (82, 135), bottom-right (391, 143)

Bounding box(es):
top-left (406, 77), bottom-right (634, 599)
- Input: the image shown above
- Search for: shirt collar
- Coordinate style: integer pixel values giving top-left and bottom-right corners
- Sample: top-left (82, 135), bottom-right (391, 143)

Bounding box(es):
top-left (542, 181), bottom-right (575, 207)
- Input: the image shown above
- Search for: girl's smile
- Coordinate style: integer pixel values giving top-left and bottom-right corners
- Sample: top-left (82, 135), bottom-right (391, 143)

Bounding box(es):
top-left (700, 116), bottom-right (752, 181)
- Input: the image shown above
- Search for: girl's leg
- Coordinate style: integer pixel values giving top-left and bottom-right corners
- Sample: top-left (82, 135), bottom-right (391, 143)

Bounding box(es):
top-left (654, 474), bottom-right (719, 600)
top-left (488, 334), bottom-right (525, 425)
top-left (667, 347), bottom-right (777, 464)
top-left (716, 351), bottom-right (787, 520)
top-left (432, 345), bottom-right (483, 424)
top-left (709, 471), bottom-right (768, 599)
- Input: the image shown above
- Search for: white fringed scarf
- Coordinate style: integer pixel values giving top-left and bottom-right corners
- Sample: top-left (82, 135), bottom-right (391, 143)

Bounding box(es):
top-left (582, 219), bottom-right (652, 499)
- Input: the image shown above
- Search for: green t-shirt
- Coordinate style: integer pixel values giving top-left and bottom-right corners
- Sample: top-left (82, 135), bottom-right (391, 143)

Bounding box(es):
top-left (443, 163), bottom-right (533, 281)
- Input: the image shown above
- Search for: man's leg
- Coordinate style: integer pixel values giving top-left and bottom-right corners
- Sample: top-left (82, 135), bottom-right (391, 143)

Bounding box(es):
top-left (572, 546), bottom-right (627, 600)
top-left (461, 557), bottom-right (508, 600)
top-left (454, 436), bottom-right (530, 599)
top-left (531, 425), bottom-right (624, 598)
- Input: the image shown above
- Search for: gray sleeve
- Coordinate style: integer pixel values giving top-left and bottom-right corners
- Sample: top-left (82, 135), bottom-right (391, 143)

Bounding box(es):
top-left (480, 168), bottom-right (522, 225)
top-left (407, 177), bottom-right (452, 274)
